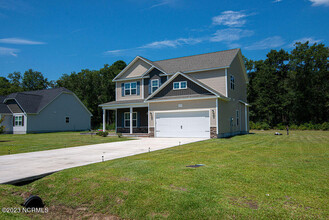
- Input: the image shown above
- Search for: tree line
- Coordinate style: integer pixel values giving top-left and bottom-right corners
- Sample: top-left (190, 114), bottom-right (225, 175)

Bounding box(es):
top-left (246, 42), bottom-right (329, 128)
top-left (0, 61), bottom-right (126, 127)
top-left (1, 42), bottom-right (328, 129)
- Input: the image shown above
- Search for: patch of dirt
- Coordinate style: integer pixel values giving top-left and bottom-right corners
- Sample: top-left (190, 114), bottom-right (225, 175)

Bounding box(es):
top-left (115, 197), bottom-right (124, 204)
top-left (229, 196), bottom-right (259, 210)
top-left (169, 184), bottom-right (188, 192)
top-left (121, 190), bottom-right (129, 196)
top-left (28, 205), bottom-right (121, 220)
top-left (283, 196), bottom-right (310, 210)
top-left (119, 177), bottom-right (132, 182)
top-left (150, 212), bottom-right (170, 218)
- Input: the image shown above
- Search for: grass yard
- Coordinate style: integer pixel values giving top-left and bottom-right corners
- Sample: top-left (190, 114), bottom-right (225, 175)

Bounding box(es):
top-left (0, 132), bottom-right (129, 156)
top-left (0, 130), bottom-right (328, 219)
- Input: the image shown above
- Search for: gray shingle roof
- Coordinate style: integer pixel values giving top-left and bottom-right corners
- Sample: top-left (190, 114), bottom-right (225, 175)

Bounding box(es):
top-left (100, 99), bottom-right (145, 106)
top-left (0, 87), bottom-right (73, 114)
top-left (153, 48), bottom-right (240, 74)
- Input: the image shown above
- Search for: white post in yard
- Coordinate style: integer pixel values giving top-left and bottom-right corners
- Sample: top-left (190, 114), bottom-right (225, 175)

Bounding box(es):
top-left (103, 109), bottom-right (106, 131)
top-left (130, 107), bottom-right (133, 134)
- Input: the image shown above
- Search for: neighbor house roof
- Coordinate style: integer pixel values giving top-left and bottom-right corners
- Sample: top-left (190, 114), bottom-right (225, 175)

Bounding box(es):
top-left (0, 96), bottom-right (11, 114)
top-left (0, 87), bottom-right (74, 114)
top-left (153, 48), bottom-right (240, 74)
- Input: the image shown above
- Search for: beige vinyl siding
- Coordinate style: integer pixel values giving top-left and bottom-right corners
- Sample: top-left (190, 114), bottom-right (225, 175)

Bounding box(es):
top-left (227, 55), bottom-right (247, 102)
top-left (116, 79), bottom-right (143, 101)
top-left (218, 100), bottom-right (247, 136)
top-left (149, 98), bottom-right (217, 127)
top-left (119, 59), bottom-right (151, 79)
top-left (189, 69), bottom-right (226, 96)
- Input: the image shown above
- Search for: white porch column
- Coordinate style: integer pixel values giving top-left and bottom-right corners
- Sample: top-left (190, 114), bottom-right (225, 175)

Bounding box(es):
top-left (130, 107), bottom-right (133, 134)
top-left (103, 109), bottom-right (106, 131)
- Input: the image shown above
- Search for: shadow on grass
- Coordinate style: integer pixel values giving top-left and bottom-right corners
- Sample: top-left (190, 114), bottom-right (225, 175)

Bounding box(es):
top-left (221, 133), bottom-right (255, 139)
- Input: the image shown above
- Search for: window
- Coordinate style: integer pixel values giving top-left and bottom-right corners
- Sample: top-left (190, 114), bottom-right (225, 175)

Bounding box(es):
top-left (173, 81), bottom-right (187, 90)
top-left (151, 79), bottom-right (159, 93)
top-left (124, 112), bottom-right (137, 128)
top-left (230, 75), bottom-right (235, 90)
top-left (124, 82), bottom-right (137, 95)
top-left (236, 110), bottom-right (239, 126)
top-left (14, 116), bottom-right (23, 126)
top-left (66, 117), bottom-right (70, 123)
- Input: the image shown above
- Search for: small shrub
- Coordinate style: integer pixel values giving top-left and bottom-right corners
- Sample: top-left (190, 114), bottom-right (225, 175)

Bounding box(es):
top-left (298, 124), bottom-right (308, 130)
top-left (274, 123), bottom-right (285, 130)
top-left (117, 133), bottom-right (122, 138)
top-left (290, 124), bottom-right (299, 130)
top-left (96, 131), bottom-right (109, 137)
top-left (250, 121), bottom-right (270, 130)
top-left (321, 122), bottom-right (329, 130)
top-left (250, 121), bottom-right (256, 129)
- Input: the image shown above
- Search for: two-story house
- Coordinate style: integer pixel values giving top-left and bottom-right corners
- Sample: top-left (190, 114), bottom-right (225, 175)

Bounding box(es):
top-left (99, 48), bottom-right (250, 138)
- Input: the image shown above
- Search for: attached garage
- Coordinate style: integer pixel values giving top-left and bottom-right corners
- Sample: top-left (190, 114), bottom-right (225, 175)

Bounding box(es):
top-left (155, 110), bottom-right (210, 138)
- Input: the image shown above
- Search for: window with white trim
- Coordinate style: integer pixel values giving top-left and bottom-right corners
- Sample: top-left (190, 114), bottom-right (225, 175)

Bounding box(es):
top-left (230, 75), bottom-right (235, 90)
top-left (124, 112), bottom-right (137, 128)
top-left (151, 79), bottom-right (159, 93)
top-left (236, 110), bottom-right (239, 126)
top-left (14, 116), bottom-right (23, 126)
top-left (173, 81), bottom-right (187, 90)
top-left (124, 82), bottom-right (137, 95)
top-left (66, 117), bottom-right (70, 123)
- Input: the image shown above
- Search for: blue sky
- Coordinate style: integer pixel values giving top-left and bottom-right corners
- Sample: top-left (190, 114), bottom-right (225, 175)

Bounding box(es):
top-left (0, 0), bottom-right (328, 80)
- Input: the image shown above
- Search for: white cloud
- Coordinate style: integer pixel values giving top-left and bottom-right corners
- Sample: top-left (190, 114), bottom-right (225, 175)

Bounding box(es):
top-left (210, 28), bottom-right (254, 42)
top-left (273, 0), bottom-right (282, 2)
top-left (140, 38), bottom-right (203, 49)
top-left (244, 36), bottom-right (285, 50)
top-left (0, 38), bottom-right (45, 45)
top-left (0, 47), bottom-right (19, 57)
top-left (290, 37), bottom-right (322, 47)
top-left (309, 0), bottom-right (329, 6)
top-left (212, 11), bottom-right (249, 27)
top-left (149, 0), bottom-right (170, 9)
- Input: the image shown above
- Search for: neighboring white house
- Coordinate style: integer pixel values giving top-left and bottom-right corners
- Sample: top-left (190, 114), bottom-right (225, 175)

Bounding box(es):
top-left (0, 87), bottom-right (92, 134)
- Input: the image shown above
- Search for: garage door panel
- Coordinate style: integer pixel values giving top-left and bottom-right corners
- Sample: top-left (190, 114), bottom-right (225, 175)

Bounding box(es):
top-left (155, 111), bottom-right (210, 138)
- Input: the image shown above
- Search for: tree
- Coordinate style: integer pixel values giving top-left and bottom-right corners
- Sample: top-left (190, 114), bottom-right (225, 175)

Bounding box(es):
top-left (56, 60), bottom-right (127, 126)
top-left (246, 41), bottom-right (329, 126)
top-left (22, 69), bottom-right (50, 91)
top-left (289, 42), bottom-right (329, 124)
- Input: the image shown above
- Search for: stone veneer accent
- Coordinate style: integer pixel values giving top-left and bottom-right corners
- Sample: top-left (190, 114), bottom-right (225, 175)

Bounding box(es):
top-left (210, 127), bottom-right (217, 139)
top-left (149, 127), bottom-right (154, 137)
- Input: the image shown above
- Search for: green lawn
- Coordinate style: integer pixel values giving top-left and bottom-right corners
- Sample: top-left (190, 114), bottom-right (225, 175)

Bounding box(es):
top-left (0, 132), bottom-right (129, 156)
top-left (0, 130), bottom-right (328, 219)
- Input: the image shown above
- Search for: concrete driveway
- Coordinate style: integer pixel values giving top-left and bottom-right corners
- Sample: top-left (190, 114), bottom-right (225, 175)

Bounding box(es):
top-left (0, 138), bottom-right (206, 184)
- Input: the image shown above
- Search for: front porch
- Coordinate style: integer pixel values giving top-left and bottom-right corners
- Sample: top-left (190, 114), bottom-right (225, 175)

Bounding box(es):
top-left (100, 100), bottom-right (149, 135)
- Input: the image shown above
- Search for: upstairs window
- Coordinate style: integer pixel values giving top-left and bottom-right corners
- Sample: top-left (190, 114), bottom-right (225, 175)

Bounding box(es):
top-left (66, 117), bottom-right (70, 123)
top-left (173, 81), bottom-right (187, 90)
top-left (124, 82), bottom-right (137, 95)
top-left (151, 79), bottom-right (159, 93)
top-left (230, 75), bottom-right (235, 90)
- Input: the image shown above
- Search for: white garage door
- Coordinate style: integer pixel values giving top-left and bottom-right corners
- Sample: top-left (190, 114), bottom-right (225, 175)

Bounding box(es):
top-left (155, 111), bottom-right (210, 138)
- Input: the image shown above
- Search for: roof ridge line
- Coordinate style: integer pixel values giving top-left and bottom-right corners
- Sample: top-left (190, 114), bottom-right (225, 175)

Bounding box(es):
top-left (153, 48), bottom-right (240, 63)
